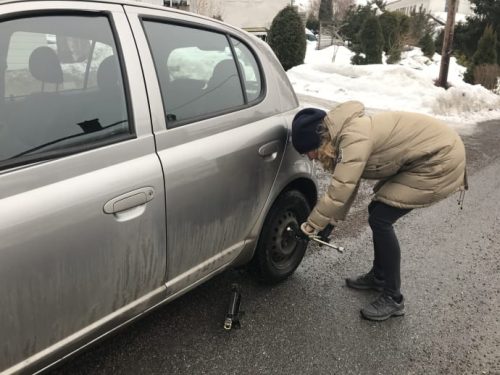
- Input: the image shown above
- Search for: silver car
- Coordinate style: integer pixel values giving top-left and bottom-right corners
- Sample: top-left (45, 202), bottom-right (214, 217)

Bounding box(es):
top-left (0, 1), bottom-right (317, 373)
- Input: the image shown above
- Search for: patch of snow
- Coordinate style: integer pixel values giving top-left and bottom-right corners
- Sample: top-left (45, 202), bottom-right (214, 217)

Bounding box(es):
top-left (433, 12), bottom-right (468, 24)
top-left (354, 0), bottom-right (382, 14)
top-left (289, 43), bottom-right (500, 129)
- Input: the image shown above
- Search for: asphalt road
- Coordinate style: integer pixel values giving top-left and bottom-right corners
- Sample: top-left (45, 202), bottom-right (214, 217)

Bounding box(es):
top-left (50, 115), bottom-right (500, 375)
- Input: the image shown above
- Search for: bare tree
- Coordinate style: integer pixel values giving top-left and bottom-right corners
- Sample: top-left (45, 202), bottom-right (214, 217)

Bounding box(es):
top-left (309, 0), bottom-right (321, 18)
top-left (437, 0), bottom-right (458, 88)
top-left (333, 0), bottom-right (355, 23)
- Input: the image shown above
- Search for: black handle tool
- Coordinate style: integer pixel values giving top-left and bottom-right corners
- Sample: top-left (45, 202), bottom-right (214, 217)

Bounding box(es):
top-left (224, 283), bottom-right (242, 330)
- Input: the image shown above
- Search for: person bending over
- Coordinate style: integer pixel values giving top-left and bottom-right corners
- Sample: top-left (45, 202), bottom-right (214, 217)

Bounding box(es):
top-left (292, 101), bottom-right (467, 321)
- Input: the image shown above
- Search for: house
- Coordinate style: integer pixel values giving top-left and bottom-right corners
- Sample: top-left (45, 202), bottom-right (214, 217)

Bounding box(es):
top-left (133, 0), bottom-right (299, 40)
top-left (386, 0), bottom-right (473, 22)
top-left (134, 0), bottom-right (163, 5)
top-left (199, 0), bottom-right (292, 28)
top-left (165, 0), bottom-right (296, 39)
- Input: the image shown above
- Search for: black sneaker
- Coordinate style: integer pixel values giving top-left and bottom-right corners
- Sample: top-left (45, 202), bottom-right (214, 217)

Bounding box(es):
top-left (361, 294), bottom-right (405, 321)
top-left (345, 270), bottom-right (384, 292)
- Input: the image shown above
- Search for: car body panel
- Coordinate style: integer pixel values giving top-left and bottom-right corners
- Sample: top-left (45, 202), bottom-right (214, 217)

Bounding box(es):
top-left (0, 2), bottom-right (166, 372)
top-left (0, 1), bottom-right (316, 373)
top-left (126, 6), bottom-right (292, 293)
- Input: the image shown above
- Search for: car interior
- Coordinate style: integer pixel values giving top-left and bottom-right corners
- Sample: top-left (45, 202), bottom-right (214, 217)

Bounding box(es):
top-left (0, 15), bottom-right (129, 167)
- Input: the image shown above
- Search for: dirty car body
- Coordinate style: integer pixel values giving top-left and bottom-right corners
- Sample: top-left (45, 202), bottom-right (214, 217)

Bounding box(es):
top-left (0, 0), bottom-right (317, 373)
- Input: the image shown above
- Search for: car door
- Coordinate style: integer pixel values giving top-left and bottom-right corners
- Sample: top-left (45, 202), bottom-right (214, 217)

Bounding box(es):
top-left (125, 7), bottom-right (287, 293)
top-left (0, 3), bottom-right (166, 372)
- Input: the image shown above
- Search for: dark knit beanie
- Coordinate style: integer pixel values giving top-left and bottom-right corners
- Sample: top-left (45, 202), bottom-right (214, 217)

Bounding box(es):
top-left (291, 108), bottom-right (327, 154)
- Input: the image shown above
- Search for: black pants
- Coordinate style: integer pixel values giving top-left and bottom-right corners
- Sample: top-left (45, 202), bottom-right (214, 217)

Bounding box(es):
top-left (368, 201), bottom-right (412, 299)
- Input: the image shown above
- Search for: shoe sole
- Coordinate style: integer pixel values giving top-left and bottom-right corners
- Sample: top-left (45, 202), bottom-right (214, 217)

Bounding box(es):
top-left (345, 279), bottom-right (384, 292)
top-left (360, 309), bottom-right (405, 322)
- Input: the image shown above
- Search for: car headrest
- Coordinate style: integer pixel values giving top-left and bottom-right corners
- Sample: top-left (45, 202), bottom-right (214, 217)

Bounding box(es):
top-left (97, 55), bottom-right (121, 92)
top-left (207, 59), bottom-right (238, 88)
top-left (29, 46), bottom-right (63, 84)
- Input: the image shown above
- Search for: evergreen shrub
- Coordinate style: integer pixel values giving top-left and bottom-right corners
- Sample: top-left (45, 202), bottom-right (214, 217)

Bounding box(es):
top-left (464, 25), bottom-right (498, 84)
top-left (420, 33), bottom-right (435, 59)
top-left (360, 15), bottom-right (384, 64)
top-left (268, 6), bottom-right (306, 71)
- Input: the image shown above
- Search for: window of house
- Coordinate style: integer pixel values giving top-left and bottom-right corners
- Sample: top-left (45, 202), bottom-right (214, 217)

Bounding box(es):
top-left (0, 14), bottom-right (130, 169)
top-left (143, 21), bottom-right (246, 126)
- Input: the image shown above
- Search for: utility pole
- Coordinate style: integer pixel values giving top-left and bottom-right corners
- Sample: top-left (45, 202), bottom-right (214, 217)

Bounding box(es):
top-left (436, 0), bottom-right (458, 88)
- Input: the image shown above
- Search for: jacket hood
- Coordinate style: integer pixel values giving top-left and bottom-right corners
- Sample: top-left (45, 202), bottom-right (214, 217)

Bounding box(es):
top-left (323, 101), bottom-right (365, 143)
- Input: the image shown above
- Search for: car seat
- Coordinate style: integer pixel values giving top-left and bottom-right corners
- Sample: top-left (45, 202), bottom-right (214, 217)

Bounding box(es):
top-left (203, 59), bottom-right (243, 113)
top-left (28, 46), bottom-right (64, 91)
top-left (94, 55), bottom-right (127, 131)
top-left (13, 46), bottom-right (64, 148)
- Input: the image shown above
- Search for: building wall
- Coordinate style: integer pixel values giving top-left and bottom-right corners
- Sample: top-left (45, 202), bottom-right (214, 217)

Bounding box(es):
top-left (386, 0), bottom-right (430, 15)
top-left (133, 0), bottom-right (295, 30)
top-left (193, 0), bottom-right (292, 29)
top-left (427, 0), bottom-right (472, 14)
top-left (131, 0), bottom-right (295, 34)
top-left (387, 0), bottom-right (473, 16)
top-left (456, 0), bottom-right (473, 15)
top-left (134, 0), bottom-right (163, 5)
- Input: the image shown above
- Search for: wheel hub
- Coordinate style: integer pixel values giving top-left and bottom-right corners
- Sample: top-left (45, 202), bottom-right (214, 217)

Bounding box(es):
top-left (271, 211), bottom-right (299, 265)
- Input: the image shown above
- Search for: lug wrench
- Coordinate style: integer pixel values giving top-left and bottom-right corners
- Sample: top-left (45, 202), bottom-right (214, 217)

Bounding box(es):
top-left (286, 226), bottom-right (345, 253)
top-left (309, 235), bottom-right (345, 253)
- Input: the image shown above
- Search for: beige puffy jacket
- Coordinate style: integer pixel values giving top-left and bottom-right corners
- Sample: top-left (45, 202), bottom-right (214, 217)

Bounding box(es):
top-left (307, 101), bottom-right (468, 230)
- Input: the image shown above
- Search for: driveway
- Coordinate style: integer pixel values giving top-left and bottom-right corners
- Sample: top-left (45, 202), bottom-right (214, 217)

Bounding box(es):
top-left (49, 112), bottom-right (500, 375)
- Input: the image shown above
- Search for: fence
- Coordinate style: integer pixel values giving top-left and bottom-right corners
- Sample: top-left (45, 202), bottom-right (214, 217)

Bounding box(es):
top-left (317, 22), bottom-right (344, 48)
top-left (316, 22), bottom-right (345, 62)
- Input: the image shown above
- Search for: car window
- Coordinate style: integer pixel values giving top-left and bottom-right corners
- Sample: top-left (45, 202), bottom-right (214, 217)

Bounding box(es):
top-left (86, 42), bottom-right (116, 89)
top-left (142, 21), bottom-right (245, 126)
top-left (230, 37), bottom-right (262, 102)
top-left (0, 15), bottom-right (130, 169)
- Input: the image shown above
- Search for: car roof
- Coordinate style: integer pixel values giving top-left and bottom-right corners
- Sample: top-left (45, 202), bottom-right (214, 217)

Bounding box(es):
top-left (0, 0), bottom-right (190, 15)
top-left (0, 0), bottom-right (157, 7)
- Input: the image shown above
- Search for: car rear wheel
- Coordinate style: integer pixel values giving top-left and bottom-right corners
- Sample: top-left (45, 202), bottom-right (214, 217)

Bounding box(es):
top-left (250, 190), bottom-right (311, 284)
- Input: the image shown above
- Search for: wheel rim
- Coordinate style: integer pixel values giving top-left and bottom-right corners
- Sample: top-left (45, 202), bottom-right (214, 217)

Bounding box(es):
top-left (270, 210), bottom-right (300, 269)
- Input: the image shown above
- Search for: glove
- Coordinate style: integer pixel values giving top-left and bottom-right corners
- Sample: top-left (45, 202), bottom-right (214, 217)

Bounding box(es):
top-left (300, 222), bottom-right (317, 238)
top-left (317, 224), bottom-right (335, 243)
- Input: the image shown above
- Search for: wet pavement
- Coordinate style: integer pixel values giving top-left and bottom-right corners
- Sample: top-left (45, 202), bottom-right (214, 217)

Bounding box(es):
top-left (49, 115), bottom-right (500, 375)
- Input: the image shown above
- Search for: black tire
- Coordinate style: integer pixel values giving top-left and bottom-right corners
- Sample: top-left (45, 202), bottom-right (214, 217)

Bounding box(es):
top-left (250, 190), bottom-right (311, 284)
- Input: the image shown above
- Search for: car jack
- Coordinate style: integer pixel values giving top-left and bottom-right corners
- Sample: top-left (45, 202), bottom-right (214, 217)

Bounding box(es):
top-left (224, 283), bottom-right (242, 330)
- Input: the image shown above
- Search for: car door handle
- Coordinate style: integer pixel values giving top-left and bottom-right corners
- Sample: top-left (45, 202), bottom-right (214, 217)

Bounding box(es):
top-left (258, 140), bottom-right (281, 160)
top-left (103, 187), bottom-right (155, 214)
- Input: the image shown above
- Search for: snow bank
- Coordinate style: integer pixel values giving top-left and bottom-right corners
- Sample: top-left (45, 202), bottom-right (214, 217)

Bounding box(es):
top-left (433, 12), bottom-right (468, 24)
top-left (288, 44), bottom-right (500, 126)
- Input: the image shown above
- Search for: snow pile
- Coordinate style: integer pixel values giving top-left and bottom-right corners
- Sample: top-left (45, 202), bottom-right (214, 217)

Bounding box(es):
top-left (354, 0), bottom-right (383, 14)
top-left (433, 12), bottom-right (469, 25)
top-left (288, 44), bottom-right (500, 124)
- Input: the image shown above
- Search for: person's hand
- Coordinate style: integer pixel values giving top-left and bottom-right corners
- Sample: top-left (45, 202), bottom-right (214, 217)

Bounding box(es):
top-left (300, 222), bottom-right (317, 238)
